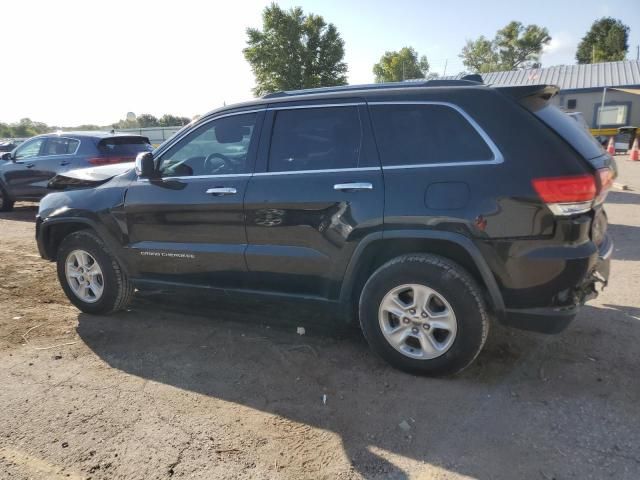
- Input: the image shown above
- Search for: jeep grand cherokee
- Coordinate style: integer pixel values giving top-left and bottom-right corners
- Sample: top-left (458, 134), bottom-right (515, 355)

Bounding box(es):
top-left (35, 79), bottom-right (613, 375)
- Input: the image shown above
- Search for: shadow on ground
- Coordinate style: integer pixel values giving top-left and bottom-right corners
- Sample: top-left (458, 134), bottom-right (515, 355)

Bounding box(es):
top-left (75, 289), bottom-right (640, 479)
top-left (0, 203), bottom-right (38, 222)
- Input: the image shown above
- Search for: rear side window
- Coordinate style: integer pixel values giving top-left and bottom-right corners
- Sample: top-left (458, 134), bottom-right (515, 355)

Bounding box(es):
top-left (534, 104), bottom-right (604, 160)
top-left (98, 137), bottom-right (152, 156)
top-left (370, 104), bottom-right (494, 166)
top-left (268, 106), bottom-right (362, 172)
top-left (43, 137), bottom-right (79, 155)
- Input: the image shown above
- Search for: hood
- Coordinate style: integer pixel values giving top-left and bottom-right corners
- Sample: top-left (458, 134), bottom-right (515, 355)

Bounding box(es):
top-left (48, 162), bottom-right (134, 190)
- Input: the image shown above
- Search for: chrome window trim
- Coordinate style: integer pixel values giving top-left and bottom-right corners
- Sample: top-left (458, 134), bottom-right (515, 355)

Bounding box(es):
top-left (150, 100), bottom-right (503, 178)
top-left (162, 173), bottom-right (253, 181)
top-left (368, 101), bottom-right (504, 168)
top-left (253, 166), bottom-right (380, 176)
top-left (137, 167), bottom-right (381, 182)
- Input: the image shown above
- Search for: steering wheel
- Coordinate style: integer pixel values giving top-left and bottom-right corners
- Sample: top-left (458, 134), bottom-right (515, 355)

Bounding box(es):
top-left (204, 152), bottom-right (233, 174)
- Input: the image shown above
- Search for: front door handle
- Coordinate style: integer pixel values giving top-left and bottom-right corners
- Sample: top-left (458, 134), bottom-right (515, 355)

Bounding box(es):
top-left (25, 163), bottom-right (35, 169)
top-left (333, 182), bottom-right (373, 191)
top-left (59, 161), bottom-right (70, 166)
top-left (206, 187), bottom-right (237, 196)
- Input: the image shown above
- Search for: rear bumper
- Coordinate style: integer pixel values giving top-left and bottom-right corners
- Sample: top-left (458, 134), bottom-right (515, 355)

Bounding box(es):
top-left (500, 234), bottom-right (612, 334)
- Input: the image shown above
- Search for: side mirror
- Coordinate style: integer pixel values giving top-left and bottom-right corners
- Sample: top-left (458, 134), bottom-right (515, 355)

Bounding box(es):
top-left (0, 152), bottom-right (12, 161)
top-left (135, 151), bottom-right (156, 178)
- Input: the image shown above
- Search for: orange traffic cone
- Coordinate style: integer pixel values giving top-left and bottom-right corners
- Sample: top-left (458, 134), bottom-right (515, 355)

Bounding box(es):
top-left (606, 136), bottom-right (615, 155)
top-left (630, 137), bottom-right (639, 161)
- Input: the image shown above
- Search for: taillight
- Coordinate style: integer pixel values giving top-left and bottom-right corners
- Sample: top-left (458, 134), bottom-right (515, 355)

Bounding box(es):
top-left (87, 156), bottom-right (131, 166)
top-left (532, 174), bottom-right (596, 216)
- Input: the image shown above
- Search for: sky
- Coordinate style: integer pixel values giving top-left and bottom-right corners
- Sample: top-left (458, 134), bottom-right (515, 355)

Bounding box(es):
top-left (2, 0), bottom-right (639, 126)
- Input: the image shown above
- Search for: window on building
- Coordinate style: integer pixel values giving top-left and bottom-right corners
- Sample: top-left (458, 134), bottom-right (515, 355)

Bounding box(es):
top-left (369, 104), bottom-right (494, 166)
top-left (567, 99), bottom-right (577, 109)
top-left (596, 104), bottom-right (628, 126)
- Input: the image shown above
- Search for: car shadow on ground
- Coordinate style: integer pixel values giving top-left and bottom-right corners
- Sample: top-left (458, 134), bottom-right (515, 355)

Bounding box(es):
top-left (0, 203), bottom-right (38, 222)
top-left (75, 289), bottom-right (640, 479)
top-left (605, 189), bottom-right (640, 205)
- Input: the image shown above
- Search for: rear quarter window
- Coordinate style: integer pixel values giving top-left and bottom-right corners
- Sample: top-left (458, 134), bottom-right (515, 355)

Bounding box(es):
top-left (533, 104), bottom-right (605, 160)
top-left (369, 104), bottom-right (495, 166)
top-left (98, 137), bottom-right (152, 155)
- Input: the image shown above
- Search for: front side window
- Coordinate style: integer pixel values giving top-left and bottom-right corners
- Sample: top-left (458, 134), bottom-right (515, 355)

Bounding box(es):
top-left (43, 137), bottom-right (80, 156)
top-left (159, 112), bottom-right (257, 177)
top-left (14, 138), bottom-right (45, 160)
top-left (268, 106), bottom-right (362, 172)
top-left (370, 104), bottom-right (494, 166)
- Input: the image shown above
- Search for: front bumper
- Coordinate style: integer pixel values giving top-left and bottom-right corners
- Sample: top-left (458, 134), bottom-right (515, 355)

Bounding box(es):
top-left (501, 234), bottom-right (612, 334)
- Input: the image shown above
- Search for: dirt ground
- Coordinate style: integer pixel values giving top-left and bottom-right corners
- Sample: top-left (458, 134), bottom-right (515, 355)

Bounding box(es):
top-left (1, 156), bottom-right (639, 480)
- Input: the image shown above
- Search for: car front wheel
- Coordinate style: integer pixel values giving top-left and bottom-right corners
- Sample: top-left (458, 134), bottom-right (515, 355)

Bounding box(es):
top-left (359, 254), bottom-right (490, 376)
top-left (57, 230), bottom-right (134, 314)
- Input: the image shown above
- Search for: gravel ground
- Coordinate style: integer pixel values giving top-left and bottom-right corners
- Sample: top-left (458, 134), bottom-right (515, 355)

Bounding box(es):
top-left (0, 156), bottom-right (639, 480)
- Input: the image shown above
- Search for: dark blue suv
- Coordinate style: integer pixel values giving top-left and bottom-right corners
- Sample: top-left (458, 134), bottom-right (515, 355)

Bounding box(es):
top-left (35, 81), bottom-right (614, 375)
top-left (0, 131), bottom-right (151, 211)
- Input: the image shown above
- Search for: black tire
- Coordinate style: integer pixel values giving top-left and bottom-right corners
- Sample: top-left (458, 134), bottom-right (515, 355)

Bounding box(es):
top-left (359, 254), bottom-right (490, 376)
top-left (0, 185), bottom-right (14, 212)
top-left (56, 230), bottom-right (134, 314)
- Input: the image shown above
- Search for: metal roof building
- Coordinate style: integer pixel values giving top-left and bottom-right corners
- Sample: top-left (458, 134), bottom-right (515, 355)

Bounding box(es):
top-left (451, 60), bottom-right (640, 92)
top-left (449, 60), bottom-right (640, 129)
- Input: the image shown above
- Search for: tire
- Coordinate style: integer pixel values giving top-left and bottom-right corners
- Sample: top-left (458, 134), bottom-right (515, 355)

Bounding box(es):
top-left (56, 230), bottom-right (134, 314)
top-left (359, 254), bottom-right (489, 376)
top-left (0, 185), bottom-right (14, 212)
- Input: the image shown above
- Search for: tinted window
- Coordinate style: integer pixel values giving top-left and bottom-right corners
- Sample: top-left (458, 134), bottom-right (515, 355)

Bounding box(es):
top-left (43, 137), bottom-right (79, 155)
top-left (159, 113), bottom-right (257, 177)
top-left (268, 107), bottom-right (361, 172)
top-left (534, 104), bottom-right (604, 160)
top-left (98, 137), bottom-right (152, 155)
top-left (370, 104), bottom-right (494, 166)
top-left (14, 138), bottom-right (45, 160)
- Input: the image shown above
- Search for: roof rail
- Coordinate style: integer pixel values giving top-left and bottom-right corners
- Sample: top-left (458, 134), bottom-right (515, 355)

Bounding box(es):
top-left (262, 79), bottom-right (483, 99)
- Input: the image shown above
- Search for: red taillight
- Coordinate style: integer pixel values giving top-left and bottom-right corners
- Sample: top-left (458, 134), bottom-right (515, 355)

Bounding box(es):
top-left (87, 156), bottom-right (131, 166)
top-left (532, 175), bottom-right (596, 203)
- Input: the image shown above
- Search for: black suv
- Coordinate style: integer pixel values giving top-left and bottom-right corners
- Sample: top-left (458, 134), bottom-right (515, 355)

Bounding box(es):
top-left (35, 80), bottom-right (613, 375)
top-left (0, 131), bottom-right (152, 211)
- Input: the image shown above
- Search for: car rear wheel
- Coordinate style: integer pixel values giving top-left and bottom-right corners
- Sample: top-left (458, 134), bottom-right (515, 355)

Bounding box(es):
top-left (57, 230), bottom-right (134, 314)
top-left (359, 254), bottom-right (490, 376)
top-left (0, 186), bottom-right (14, 212)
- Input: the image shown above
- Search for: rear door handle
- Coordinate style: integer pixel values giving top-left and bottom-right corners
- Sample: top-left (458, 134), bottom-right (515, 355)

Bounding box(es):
top-left (333, 182), bottom-right (373, 191)
top-left (25, 163), bottom-right (35, 168)
top-left (59, 161), bottom-right (70, 166)
top-left (206, 187), bottom-right (237, 196)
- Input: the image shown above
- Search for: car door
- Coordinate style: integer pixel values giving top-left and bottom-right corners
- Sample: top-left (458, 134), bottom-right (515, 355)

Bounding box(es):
top-left (243, 101), bottom-right (384, 299)
top-left (2, 137), bottom-right (49, 198)
top-left (40, 136), bottom-right (82, 174)
top-left (123, 110), bottom-right (264, 287)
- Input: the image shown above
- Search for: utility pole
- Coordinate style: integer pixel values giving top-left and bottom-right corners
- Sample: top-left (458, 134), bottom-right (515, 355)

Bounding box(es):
top-left (443, 59), bottom-right (448, 77)
top-left (592, 45), bottom-right (596, 63)
top-left (637, 44), bottom-right (639, 61)
top-left (402, 61), bottom-right (405, 81)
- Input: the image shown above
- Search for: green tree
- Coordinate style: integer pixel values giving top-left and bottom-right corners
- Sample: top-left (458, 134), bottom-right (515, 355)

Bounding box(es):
top-left (576, 17), bottom-right (629, 64)
top-left (137, 114), bottom-right (159, 128)
top-left (244, 3), bottom-right (348, 96)
top-left (460, 21), bottom-right (551, 73)
top-left (158, 114), bottom-right (190, 127)
top-left (372, 47), bottom-right (431, 82)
